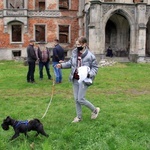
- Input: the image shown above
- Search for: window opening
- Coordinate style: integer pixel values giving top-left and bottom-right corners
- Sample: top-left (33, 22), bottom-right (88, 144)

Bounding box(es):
top-left (59, 25), bottom-right (69, 43)
top-left (35, 0), bottom-right (45, 11)
top-left (59, 0), bottom-right (69, 10)
top-left (39, 2), bottom-right (45, 11)
top-left (133, 0), bottom-right (144, 2)
top-left (12, 50), bottom-right (21, 57)
top-left (12, 25), bottom-right (22, 42)
top-left (35, 25), bottom-right (46, 42)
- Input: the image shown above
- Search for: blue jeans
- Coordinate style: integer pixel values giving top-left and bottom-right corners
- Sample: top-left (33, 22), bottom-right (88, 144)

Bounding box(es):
top-left (53, 62), bottom-right (62, 83)
top-left (39, 61), bottom-right (52, 79)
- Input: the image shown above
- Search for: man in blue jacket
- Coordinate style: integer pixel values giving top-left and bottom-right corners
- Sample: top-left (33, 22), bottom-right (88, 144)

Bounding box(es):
top-left (52, 39), bottom-right (64, 84)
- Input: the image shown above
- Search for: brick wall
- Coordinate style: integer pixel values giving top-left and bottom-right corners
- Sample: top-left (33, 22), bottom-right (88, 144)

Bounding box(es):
top-left (0, 19), bottom-right (9, 48)
top-left (0, 0), bottom-right (80, 59)
top-left (0, 1), bottom-right (3, 9)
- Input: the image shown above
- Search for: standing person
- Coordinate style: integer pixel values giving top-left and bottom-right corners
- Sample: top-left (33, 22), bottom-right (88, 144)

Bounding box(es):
top-left (26, 39), bottom-right (37, 83)
top-left (56, 36), bottom-right (100, 123)
top-left (37, 43), bottom-right (52, 80)
top-left (106, 46), bottom-right (113, 57)
top-left (52, 39), bottom-right (64, 84)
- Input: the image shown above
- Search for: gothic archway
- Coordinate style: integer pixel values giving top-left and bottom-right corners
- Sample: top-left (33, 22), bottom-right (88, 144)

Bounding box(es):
top-left (105, 12), bottom-right (130, 57)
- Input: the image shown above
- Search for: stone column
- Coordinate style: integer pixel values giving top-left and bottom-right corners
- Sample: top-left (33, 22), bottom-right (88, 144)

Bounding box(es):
top-left (78, 0), bottom-right (85, 36)
top-left (24, 0), bottom-right (28, 9)
top-left (136, 3), bottom-right (146, 62)
top-left (84, 2), bottom-right (90, 40)
top-left (89, 0), bottom-right (102, 59)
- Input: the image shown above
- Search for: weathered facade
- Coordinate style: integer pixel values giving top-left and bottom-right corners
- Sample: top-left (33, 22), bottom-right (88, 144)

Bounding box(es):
top-left (0, 0), bottom-right (150, 63)
top-left (84, 0), bottom-right (150, 62)
top-left (0, 0), bottom-right (81, 60)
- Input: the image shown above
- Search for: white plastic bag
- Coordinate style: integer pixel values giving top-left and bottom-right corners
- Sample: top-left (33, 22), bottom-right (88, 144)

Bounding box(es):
top-left (78, 66), bottom-right (90, 83)
top-left (83, 78), bottom-right (92, 86)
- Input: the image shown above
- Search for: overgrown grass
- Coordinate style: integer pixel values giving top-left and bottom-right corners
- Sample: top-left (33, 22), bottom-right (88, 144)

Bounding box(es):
top-left (0, 61), bottom-right (150, 150)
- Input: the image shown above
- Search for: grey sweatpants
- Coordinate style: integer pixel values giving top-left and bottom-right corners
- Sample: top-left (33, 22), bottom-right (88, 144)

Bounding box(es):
top-left (73, 79), bottom-right (96, 119)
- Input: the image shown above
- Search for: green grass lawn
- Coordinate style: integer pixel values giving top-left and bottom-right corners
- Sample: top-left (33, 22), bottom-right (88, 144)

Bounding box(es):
top-left (0, 61), bottom-right (150, 150)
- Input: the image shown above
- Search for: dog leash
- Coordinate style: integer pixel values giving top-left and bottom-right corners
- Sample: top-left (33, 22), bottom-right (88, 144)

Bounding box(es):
top-left (41, 75), bottom-right (55, 119)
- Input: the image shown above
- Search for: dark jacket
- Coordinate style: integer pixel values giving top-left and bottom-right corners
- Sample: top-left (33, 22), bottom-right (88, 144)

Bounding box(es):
top-left (37, 48), bottom-right (50, 62)
top-left (52, 44), bottom-right (64, 62)
top-left (27, 44), bottom-right (37, 62)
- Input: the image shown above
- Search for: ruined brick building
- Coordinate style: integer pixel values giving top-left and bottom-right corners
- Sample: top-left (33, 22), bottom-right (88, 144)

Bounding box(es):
top-left (0, 0), bottom-right (82, 60)
top-left (0, 0), bottom-right (150, 62)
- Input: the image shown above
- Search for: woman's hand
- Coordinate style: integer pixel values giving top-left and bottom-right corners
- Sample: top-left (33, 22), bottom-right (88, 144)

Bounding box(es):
top-left (59, 60), bottom-right (64, 63)
top-left (56, 63), bottom-right (62, 68)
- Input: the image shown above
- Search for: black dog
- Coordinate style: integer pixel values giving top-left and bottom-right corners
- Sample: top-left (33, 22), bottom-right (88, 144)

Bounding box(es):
top-left (1, 116), bottom-right (49, 141)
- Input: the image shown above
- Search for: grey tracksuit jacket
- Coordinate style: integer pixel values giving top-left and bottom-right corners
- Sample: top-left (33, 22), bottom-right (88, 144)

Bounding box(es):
top-left (61, 47), bottom-right (98, 82)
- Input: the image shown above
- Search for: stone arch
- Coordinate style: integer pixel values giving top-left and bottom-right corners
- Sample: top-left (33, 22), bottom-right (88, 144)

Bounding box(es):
top-left (145, 13), bottom-right (150, 25)
top-left (102, 8), bottom-right (136, 56)
top-left (103, 9), bottom-right (134, 26)
top-left (4, 18), bottom-right (27, 33)
top-left (7, 20), bottom-right (24, 42)
top-left (7, 20), bottom-right (24, 25)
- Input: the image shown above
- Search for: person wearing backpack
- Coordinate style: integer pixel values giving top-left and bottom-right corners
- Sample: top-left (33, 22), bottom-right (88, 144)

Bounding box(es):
top-left (37, 43), bottom-right (52, 80)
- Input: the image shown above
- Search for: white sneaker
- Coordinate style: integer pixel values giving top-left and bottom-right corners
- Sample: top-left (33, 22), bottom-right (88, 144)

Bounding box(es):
top-left (91, 107), bottom-right (100, 119)
top-left (72, 117), bottom-right (81, 123)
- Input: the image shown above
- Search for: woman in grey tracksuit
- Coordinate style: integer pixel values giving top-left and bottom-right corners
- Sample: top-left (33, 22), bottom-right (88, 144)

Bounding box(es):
top-left (57, 36), bottom-right (100, 123)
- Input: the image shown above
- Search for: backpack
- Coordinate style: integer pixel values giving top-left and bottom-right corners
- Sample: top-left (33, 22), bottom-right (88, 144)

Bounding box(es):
top-left (42, 50), bottom-right (49, 62)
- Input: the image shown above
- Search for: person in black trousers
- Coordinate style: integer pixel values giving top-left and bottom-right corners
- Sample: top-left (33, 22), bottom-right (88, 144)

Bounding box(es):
top-left (26, 39), bottom-right (37, 83)
top-left (106, 46), bottom-right (113, 57)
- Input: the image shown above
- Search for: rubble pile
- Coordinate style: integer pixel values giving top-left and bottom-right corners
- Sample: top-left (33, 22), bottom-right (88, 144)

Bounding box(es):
top-left (98, 59), bottom-right (117, 67)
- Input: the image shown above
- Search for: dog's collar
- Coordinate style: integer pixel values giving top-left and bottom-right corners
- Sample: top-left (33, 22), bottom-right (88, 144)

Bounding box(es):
top-left (15, 120), bottom-right (28, 128)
